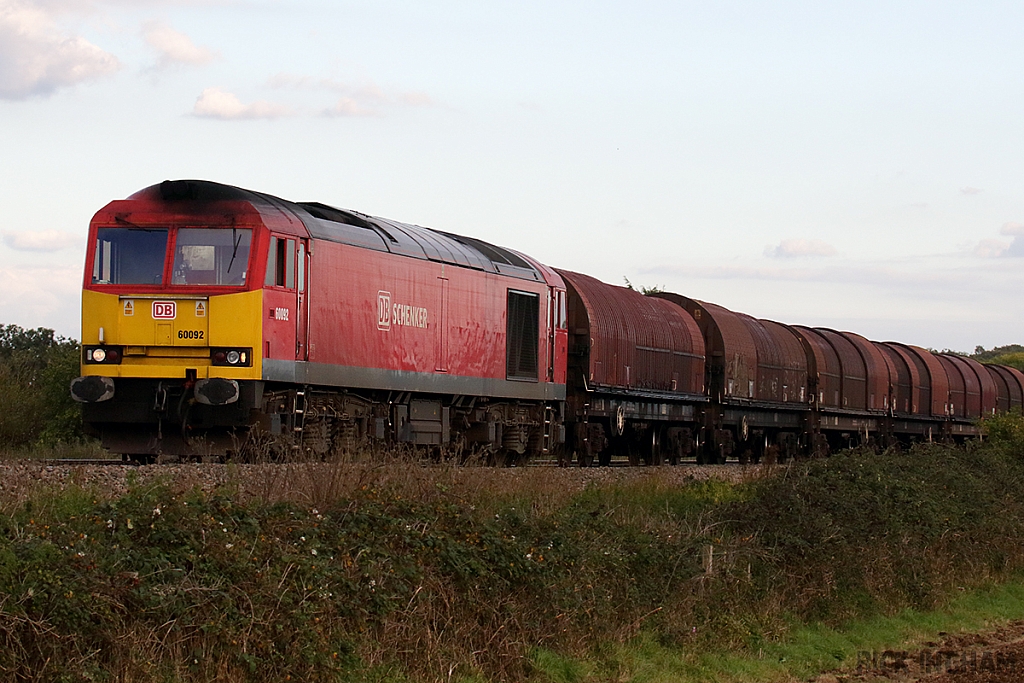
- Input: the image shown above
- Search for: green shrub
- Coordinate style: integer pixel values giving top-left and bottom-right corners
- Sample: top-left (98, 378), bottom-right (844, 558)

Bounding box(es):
top-left (0, 324), bottom-right (86, 448)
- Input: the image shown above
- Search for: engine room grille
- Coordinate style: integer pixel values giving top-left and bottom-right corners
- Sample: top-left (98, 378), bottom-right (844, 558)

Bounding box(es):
top-left (506, 290), bottom-right (539, 380)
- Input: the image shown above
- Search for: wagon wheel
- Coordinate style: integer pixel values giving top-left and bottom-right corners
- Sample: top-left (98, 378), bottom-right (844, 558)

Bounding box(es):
top-left (647, 427), bottom-right (665, 466)
top-left (613, 405), bottom-right (626, 437)
top-left (627, 438), bottom-right (641, 466)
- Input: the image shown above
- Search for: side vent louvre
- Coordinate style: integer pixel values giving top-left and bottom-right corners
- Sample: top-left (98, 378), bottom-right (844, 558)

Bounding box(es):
top-left (506, 290), bottom-right (539, 380)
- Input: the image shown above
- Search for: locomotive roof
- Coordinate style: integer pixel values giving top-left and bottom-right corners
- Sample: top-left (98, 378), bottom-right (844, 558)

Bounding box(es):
top-left (134, 180), bottom-right (544, 282)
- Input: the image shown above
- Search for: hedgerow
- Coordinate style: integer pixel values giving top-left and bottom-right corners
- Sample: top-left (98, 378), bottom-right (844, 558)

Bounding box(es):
top-left (1, 417), bottom-right (1024, 682)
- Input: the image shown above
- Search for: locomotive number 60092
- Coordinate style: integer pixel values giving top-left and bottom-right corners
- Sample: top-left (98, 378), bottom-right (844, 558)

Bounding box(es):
top-left (177, 330), bottom-right (204, 340)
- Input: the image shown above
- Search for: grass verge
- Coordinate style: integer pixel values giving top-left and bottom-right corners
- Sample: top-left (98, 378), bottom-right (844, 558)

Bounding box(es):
top-left (559, 578), bottom-right (1024, 683)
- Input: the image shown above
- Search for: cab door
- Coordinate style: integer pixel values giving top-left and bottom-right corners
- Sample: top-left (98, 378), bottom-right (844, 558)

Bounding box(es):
top-left (264, 235), bottom-right (302, 362)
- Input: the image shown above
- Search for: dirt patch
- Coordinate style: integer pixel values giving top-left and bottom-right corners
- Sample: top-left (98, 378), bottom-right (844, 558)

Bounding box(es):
top-left (817, 621), bottom-right (1024, 683)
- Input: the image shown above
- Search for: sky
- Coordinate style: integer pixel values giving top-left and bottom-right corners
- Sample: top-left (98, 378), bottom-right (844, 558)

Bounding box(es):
top-left (1, 0), bottom-right (1022, 353)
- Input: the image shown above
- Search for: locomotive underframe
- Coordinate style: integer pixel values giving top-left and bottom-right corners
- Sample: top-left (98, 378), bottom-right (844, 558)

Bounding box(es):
top-left (82, 377), bottom-right (565, 463)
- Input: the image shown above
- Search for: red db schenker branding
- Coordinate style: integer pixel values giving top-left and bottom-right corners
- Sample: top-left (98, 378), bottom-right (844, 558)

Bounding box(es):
top-left (152, 301), bottom-right (176, 319)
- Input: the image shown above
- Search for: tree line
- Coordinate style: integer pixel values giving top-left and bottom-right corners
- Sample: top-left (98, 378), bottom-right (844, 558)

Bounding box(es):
top-left (972, 344), bottom-right (1024, 370)
top-left (0, 324), bottom-right (84, 448)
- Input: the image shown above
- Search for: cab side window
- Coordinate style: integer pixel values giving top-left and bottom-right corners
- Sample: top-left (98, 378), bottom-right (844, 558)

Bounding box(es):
top-left (265, 236), bottom-right (296, 288)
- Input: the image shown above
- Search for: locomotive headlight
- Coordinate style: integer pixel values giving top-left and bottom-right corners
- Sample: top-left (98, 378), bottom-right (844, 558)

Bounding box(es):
top-left (210, 347), bottom-right (253, 367)
top-left (84, 346), bottom-right (122, 364)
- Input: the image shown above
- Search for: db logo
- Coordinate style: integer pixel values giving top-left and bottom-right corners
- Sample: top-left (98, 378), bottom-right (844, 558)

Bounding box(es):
top-left (377, 291), bottom-right (391, 330)
top-left (152, 301), bottom-right (176, 319)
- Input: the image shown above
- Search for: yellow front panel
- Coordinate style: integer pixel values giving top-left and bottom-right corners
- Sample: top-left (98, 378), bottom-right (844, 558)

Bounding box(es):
top-left (82, 289), bottom-right (263, 380)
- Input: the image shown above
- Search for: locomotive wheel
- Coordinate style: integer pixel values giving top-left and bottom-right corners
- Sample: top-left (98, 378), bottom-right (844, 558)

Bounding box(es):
top-left (553, 443), bottom-right (572, 467)
top-left (488, 448), bottom-right (524, 467)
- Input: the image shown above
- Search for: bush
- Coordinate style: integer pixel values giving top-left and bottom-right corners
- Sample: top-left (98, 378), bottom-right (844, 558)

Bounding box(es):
top-left (981, 412), bottom-right (1024, 456)
top-left (0, 324), bottom-right (85, 448)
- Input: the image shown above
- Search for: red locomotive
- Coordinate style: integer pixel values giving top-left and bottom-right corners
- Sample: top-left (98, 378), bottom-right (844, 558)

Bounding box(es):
top-left (71, 180), bottom-right (1024, 463)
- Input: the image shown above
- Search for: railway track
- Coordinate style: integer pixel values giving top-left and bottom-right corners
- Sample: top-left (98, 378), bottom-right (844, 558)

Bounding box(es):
top-left (42, 458), bottom-right (133, 466)
top-left (38, 455), bottom-right (755, 468)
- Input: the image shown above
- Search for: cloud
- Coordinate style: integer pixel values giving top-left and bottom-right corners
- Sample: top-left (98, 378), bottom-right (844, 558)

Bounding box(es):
top-left (970, 223), bottom-right (1024, 258)
top-left (324, 96), bottom-right (379, 117)
top-left (267, 72), bottom-right (311, 88)
top-left (960, 186), bottom-right (983, 195)
top-left (2, 230), bottom-right (81, 252)
top-left (399, 91), bottom-right (433, 106)
top-left (268, 72), bottom-right (434, 117)
top-left (764, 239), bottom-right (837, 259)
top-left (0, 263), bottom-right (82, 337)
top-left (191, 86), bottom-right (292, 119)
top-left (644, 260), bottom-right (1006, 295)
top-left (974, 238), bottom-right (1010, 258)
top-left (0, 0), bottom-right (119, 99)
top-left (142, 20), bottom-right (215, 69)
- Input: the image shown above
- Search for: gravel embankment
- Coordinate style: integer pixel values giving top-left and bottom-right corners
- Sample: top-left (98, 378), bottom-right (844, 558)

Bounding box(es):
top-left (0, 459), bottom-right (778, 506)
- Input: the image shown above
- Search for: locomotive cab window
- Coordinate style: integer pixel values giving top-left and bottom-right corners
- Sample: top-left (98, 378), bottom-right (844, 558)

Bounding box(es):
top-left (265, 236), bottom-right (295, 288)
top-left (92, 227), bottom-right (168, 285)
top-left (506, 290), bottom-right (539, 381)
top-left (171, 228), bottom-right (251, 286)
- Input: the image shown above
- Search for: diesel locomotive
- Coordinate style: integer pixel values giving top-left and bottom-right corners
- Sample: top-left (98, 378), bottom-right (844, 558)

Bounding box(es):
top-left (71, 180), bottom-right (1024, 464)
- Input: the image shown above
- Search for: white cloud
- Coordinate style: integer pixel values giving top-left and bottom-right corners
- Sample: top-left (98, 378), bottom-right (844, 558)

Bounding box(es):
top-left (0, 264), bottom-right (81, 337)
top-left (971, 223), bottom-right (1024, 258)
top-left (973, 238), bottom-right (1010, 258)
top-left (398, 91), bottom-right (433, 106)
top-left (960, 186), bottom-right (983, 195)
top-left (269, 72), bottom-right (434, 117)
top-left (2, 230), bottom-right (81, 252)
top-left (142, 20), bottom-right (215, 68)
top-left (0, 0), bottom-right (119, 99)
top-left (764, 238), bottom-right (837, 259)
top-left (267, 72), bottom-right (311, 88)
top-left (643, 261), bottom-right (1018, 304)
top-left (323, 96), bottom-right (379, 118)
top-left (191, 86), bottom-right (292, 119)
